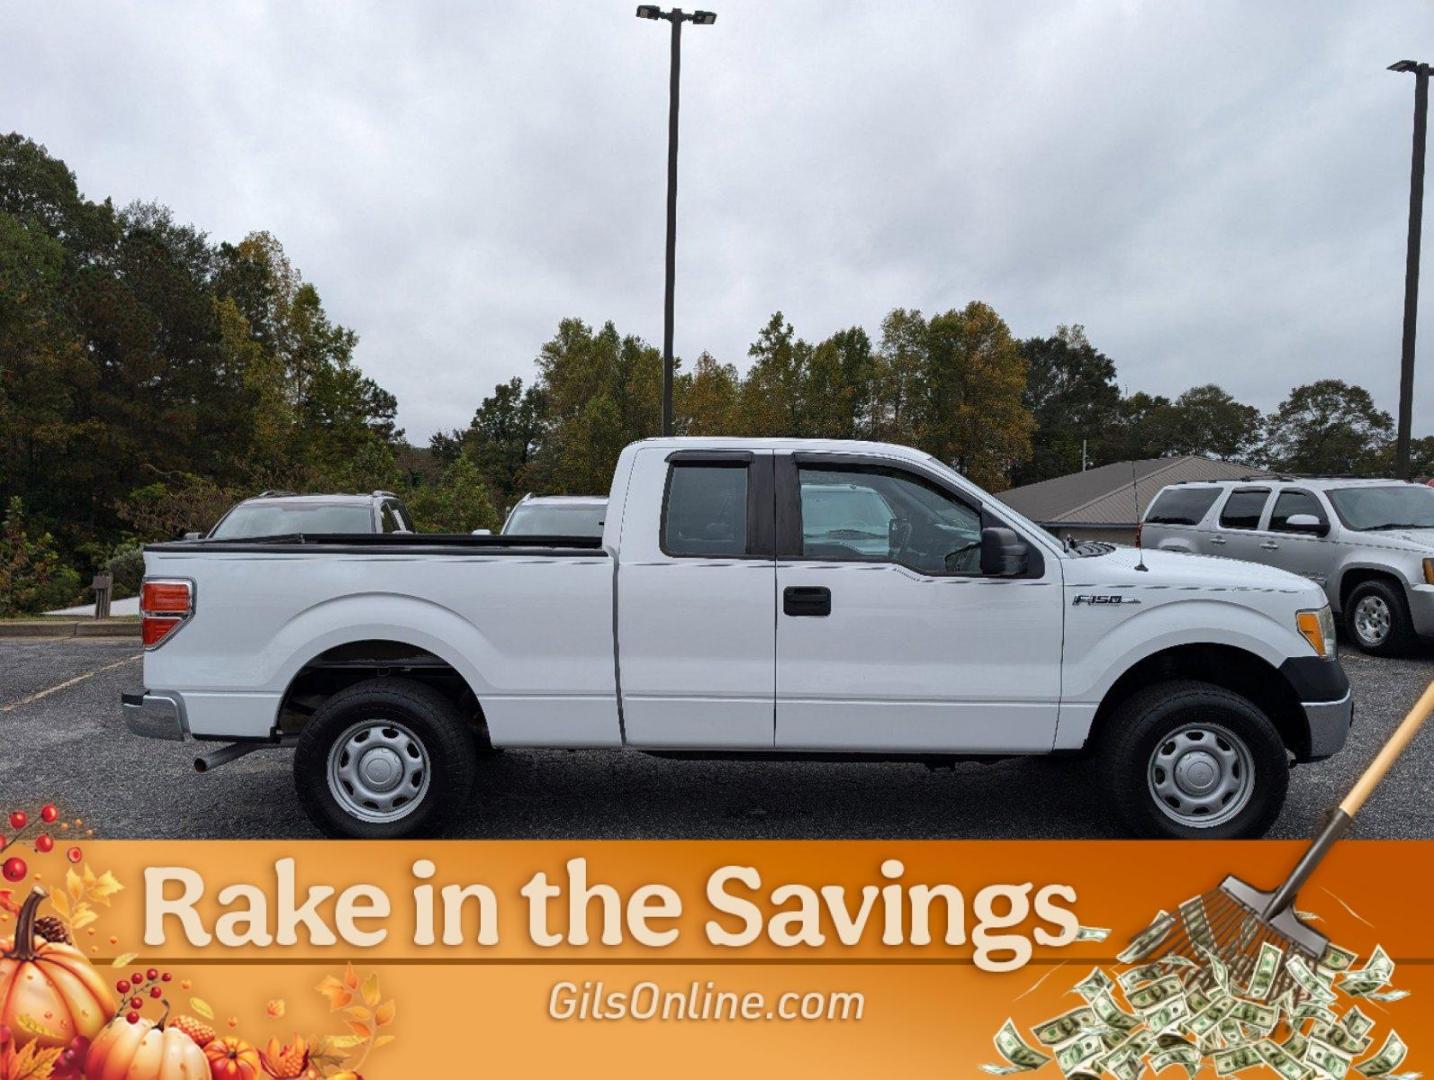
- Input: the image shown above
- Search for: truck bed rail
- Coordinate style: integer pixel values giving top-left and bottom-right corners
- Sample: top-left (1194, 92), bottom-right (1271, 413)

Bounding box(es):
top-left (145, 532), bottom-right (606, 556)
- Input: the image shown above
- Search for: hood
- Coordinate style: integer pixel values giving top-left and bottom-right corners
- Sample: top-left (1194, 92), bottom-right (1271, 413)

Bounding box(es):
top-left (1064, 544), bottom-right (1322, 597)
top-left (1379, 527), bottom-right (1434, 551)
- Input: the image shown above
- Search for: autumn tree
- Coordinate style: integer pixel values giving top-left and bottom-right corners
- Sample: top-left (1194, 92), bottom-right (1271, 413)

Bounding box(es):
top-left (1260, 380), bottom-right (1394, 475)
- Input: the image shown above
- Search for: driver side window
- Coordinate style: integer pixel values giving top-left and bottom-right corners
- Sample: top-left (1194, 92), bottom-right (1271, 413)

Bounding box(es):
top-left (796, 465), bottom-right (982, 575)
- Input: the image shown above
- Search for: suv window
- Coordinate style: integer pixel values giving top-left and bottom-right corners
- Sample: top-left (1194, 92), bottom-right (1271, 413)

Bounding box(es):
top-left (1269, 490), bottom-right (1327, 533)
top-left (797, 465), bottom-right (982, 575)
top-left (1218, 488), bottom-right (1270, 530)
top-left (1146, 487), bottom-right (1221, 526)
top-left (662, 463), bottom-right (749, 557)
top-left (380, 504), bottom-right (403, 533)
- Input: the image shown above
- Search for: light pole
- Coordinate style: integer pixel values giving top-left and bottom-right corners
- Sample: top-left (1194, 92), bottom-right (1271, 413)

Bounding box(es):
top-left (636, 5), bottom-right (717, 437)
top-left (1390, 60), bottom-right (1430, 480)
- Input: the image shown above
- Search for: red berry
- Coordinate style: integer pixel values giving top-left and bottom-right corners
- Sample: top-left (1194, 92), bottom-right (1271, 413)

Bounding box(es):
top-left (35, 835), bottom-right (53, 853)
top-left (116, 980), bottom-right (130, 994)
top-left (161, 972), bottom-right (172, 982)
top-left (40, 805), bottom-right (58, 824)
top-left (8, 811), bottom-right (25, 831)
top-left (125, 1011), bottom-right (139, 1024)
top-left (66, 846), bottom-right (82, 864)
top-left (129, 996), bottom-right (143, 1010)
top-left (149, 986), bottom-right (162, 999)
top-left (146, 967), bottom-right (158, 980)
top-left (1, 857), bottom-right (26, 882)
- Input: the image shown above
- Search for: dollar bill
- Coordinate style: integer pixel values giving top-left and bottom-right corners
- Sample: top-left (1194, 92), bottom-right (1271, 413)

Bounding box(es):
top-left (1307, 1037), bottom-right (1354, 1079)
top-left (1199, 945), bottom-right (1232, 993)
top-left (1033, 1006), bottom-right (1099, 1047)
top-left (1128, 975), bottom-right (1185, 1014)
top-left (1119, 963), bottom-right (1170, 992)
top-left (1075, 925), bottom-right (1112, 942)
top-left (1227, 999), bottom-right (1278, 1033)
top-left (1179, 896), bottom-right (1216, 952)
top-left (984, 1019), bottom-right (1053, 1074)
top-left (1320, 943), bottom-right (1358, 973)
top-left (1356, 1032), bottom-right (1408, 1078)
top-left (1214, 1044), bottom-right (1264, 1076)
top-left (1151, 1044), bottom-right (1201, 1079)
top-left (1188, 997), bottom-right (1236, 1038)
top-left (1340, 947), bottom-right (1395, 997)
top-left (1343, 1008), bottom-right (1377, 1040)
top-left (1246, 941), bottom-right (1284, 1001)
top-left (1056, 1033), bottom-right (1107, 1075)
top-left (1283, 1031), bottom-right (1310, 1059)
top-left (1363, 989), bottom-right (1410, 1004)
top-left (1294, 1001), bottom-right (1339, 1027)
top-left (1118, 911), bottom-right (1176, 964)
top-left (1288, 955), bottom-right (1339, 1005)
top-left (1091, 991), bottom-right (1141, 1034)
top-left (1073, 967), bottom-right (1114, 1002)
top-left (1146, 997), bottom-right (1191, 1034)
top-left (1259, 1038), bottom-right (1313, 1080)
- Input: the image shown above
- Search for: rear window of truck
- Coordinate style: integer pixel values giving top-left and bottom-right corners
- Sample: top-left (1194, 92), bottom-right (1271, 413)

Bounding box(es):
top-left (662, 463), bottom-right (748, 557)
top-left (1145, 487), bottom-right (1220, 526)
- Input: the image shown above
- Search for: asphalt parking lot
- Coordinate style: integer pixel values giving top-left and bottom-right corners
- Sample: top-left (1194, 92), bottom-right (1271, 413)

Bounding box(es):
top-left (0, 636), bottom-right (1429, 840)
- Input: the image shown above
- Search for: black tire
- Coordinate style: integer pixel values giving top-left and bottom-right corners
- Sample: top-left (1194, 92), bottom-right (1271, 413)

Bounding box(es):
top-left (1343, 579), bottom-right (1415, 657)
top-left (1101, 679), bottom-right (1288, 839)
top-left (294, 677), bottom-right (478, 838)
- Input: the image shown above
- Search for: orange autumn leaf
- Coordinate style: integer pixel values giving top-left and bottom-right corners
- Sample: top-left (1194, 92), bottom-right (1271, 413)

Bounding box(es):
top-left (316, 975), bottom-right (353, 1010)
top-left (345, 1020), bottom-right (372, 1040)
top-left (342, 963), bottom-right (359, 990)
top-left (374, 1000), bottom-right (395, 1027)
top-left (266, 999), bottom-right (286, 1019)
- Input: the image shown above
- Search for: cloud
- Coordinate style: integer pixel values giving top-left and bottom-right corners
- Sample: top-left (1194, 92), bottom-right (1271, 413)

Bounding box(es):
top-left (3, 0), bottom-right (1431, 439)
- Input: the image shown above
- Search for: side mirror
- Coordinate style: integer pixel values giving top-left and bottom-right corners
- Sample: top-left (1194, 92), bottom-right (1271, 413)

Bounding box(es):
top-left (183, 531), bottom-right (202, 541)
top-left (980, 526), bottom-right (1028, 577)
top-left (1283, 514), bottom-right (1327, 536)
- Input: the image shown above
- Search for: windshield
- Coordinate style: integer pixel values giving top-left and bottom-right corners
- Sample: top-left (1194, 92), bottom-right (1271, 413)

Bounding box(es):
top-left (503, 504), bottom-right (606, 537)
top-left (1326, 485), bottom-right (1434, 531)
top-left (802, 487), bottom-right (892, 538)
top-left (210, 503), bottom-right (374, 538)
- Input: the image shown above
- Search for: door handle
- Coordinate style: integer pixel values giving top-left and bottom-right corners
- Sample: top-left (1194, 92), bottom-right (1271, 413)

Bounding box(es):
top-left (1208, 536), bottom-right (1227, 545)
top-left (1260, 541), bottom-right (1280, 551)
top-left (783, 586), bottom-right (831, 617)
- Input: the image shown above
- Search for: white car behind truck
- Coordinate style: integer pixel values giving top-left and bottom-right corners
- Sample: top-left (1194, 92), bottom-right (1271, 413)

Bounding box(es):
top-left (123, 438), bottom-right (1353, 840)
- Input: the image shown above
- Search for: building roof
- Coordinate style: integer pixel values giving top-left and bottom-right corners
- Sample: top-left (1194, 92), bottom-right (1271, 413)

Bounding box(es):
top-left (997, 456), bottom-right (1251, 526)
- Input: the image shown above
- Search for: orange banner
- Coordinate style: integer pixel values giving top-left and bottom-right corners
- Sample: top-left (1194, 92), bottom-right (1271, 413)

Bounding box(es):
top-left (1, 839), bottom-right (1427, 1078)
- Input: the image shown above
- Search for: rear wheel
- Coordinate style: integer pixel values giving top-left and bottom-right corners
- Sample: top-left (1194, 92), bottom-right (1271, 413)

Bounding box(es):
top-left (1101, 679), bottom-right (1288, 839)
top-left (294, 677), bottom-right (478, 838)
top-left (1344, 579), bottom-right (1414, 657)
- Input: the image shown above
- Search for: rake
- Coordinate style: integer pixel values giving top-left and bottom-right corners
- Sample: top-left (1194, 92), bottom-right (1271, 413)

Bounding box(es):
top-left (1133, 679), bottom-right (1434, 1003)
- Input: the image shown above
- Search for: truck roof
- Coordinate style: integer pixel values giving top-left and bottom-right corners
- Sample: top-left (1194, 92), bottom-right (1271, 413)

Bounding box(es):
top-left (635, 436), bottom-right (937, 464)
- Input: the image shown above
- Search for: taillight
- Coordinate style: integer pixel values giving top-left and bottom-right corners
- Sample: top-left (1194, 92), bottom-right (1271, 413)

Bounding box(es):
top-left (141, 578), bottom-right (193, 649)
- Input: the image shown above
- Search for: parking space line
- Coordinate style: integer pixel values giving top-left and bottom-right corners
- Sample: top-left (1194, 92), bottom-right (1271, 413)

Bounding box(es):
top-left (0, 653), bottom-right (141, 713)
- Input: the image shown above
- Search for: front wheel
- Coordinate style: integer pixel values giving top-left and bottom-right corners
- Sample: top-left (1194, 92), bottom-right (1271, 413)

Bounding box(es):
top-left (1344, 579), bottom-right (1415, 657)
top-left (1101, 680), bottom-right (1288, 839)
top-left (294, 677), bottom-right (478, 838)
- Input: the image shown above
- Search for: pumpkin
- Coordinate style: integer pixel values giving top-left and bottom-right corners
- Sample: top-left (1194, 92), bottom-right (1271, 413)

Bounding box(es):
top-left (84, 1013), bottom-right (209, 1080)
top-left (204, 1036), bottom-right (262, 1080)
top-left (0, 887), bottom-right (114, 1049)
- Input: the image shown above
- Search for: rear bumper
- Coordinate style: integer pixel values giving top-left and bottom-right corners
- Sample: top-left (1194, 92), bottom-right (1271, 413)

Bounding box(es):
top-left (121, 690), bottom-right (187, 741)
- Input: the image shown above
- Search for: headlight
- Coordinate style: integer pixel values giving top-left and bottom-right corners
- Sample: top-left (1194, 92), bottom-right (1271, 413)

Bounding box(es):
top-left (1296, 606), bottom-right (1337, 659)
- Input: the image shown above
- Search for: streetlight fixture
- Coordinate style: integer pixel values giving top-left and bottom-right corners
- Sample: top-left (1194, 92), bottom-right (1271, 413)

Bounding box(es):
top-left (635, 6), bottom-right (718, 437)
top-left (1390, 59), bottom-right (1430, 480)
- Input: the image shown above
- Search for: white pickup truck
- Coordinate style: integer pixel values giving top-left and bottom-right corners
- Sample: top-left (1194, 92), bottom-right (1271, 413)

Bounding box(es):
top-left (123, 438), bottom-right (1353, 840)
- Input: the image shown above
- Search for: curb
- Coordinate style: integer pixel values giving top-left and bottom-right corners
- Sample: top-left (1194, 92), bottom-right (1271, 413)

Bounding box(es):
top-left (0, 620), bottom-right (141, 639)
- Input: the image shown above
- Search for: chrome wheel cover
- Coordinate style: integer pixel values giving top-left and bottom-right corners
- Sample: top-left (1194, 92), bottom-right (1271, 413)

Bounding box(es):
top-left (327, 718), bottom-right (431, 823)
top-left (1352, 595), bottom-right (1391, 647)
top-left (1147, 722), bottom-right (1255, 828)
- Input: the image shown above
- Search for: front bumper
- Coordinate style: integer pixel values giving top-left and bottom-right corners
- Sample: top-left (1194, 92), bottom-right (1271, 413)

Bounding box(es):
top-left (1408, 583), bottom-right (1434, 638)
top-left (1300, 691), bottom-right (1354, 761)
top-left (1278, 656), bottom-right (1354, 762)
top-left (121, 690), bottom-right (187, 741)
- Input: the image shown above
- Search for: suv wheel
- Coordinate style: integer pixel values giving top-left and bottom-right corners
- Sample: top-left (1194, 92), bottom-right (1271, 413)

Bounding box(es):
top-left (1102, 680), bottom-right (1288, 839)
top-left (294, 677), bottom-right (478, 838)
top-left (1344, 579), bottom-right (1414, 657)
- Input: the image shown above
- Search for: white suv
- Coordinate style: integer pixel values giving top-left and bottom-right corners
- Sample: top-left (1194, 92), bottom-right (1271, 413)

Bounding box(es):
top-left (1141, 477), bottom-right (1434, 656)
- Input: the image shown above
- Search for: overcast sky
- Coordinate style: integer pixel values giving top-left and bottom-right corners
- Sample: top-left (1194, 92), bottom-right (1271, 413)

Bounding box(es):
top-left (5, 2), bottom-right (1434, 442)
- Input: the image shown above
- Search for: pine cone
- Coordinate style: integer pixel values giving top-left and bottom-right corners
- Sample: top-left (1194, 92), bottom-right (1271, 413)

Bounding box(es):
top-left (33, 915), bottom-right (70, 944)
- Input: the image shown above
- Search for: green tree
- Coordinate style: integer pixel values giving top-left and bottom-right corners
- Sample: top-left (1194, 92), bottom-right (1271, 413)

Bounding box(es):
top-left (0, 497), bottom-right (81, 614)
top-left (405, 453), bottom-right (500, 533)
top-left (1013, 325), bottom-right (1122, 484)
top-left (1260, 380), bottom-right (1393, 475)
top-left (1166, 384), bottom-right (1262, 462)
top-left (676, 352), bottom-right (742, 436)
top-left (1108, 391), bottom-right (1179, 462)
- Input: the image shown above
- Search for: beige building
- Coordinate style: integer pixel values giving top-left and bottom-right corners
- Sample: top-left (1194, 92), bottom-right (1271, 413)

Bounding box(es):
top-left (998, 456), bottom-right (1252, 545)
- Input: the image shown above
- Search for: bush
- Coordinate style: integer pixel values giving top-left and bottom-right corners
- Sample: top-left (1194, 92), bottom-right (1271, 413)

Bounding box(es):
top-left (0, 497), bottom-right (83, 615)
top-left (106, 542), bottom-right (146, 598)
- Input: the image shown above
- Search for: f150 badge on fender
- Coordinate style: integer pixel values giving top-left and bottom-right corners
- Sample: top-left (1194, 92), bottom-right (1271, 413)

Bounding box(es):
top-left (1072, 594), bottom-right (1141, 606)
